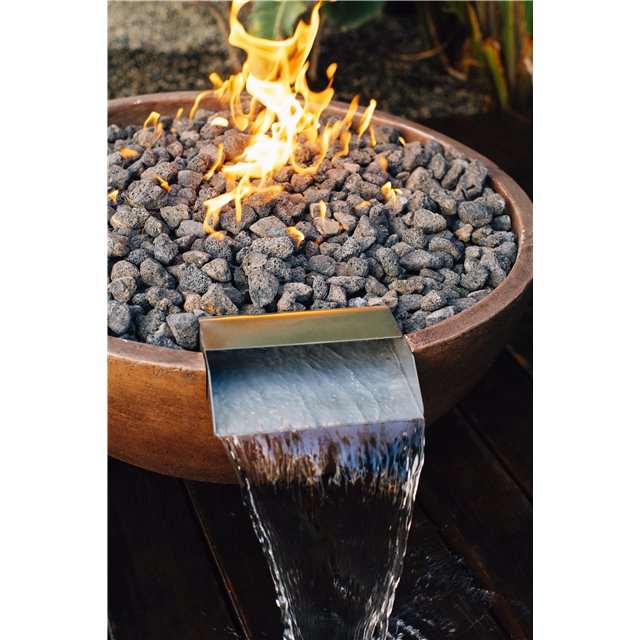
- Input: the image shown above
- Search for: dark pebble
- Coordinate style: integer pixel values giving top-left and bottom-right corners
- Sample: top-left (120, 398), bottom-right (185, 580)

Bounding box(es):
top-left (177, 264), bottom-right (212, 294)
top-left (166, 313), bottom-right (199, 350)
top-left (248, 270), bottom-right (279, 308)
top-left (107, 300), bottom-right (132, 335)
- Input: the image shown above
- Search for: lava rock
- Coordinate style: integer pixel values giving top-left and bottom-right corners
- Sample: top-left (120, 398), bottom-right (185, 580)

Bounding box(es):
top-left (108, 300), bottom-right (132, 335)
top-left (177, 264), bottom-right (212, 294)
top-left (139, 258), bottom-right (174, 288)
top-left (458, 201), bottom-right (493, 228)
top-left (166, 313), bottom-right (199, 349)
top-left (159, 203), bottom-right (190, 230)
top-left (248, 270), bottom-right (279, 308)
top-left (202, 258), bottom-right (231, 282)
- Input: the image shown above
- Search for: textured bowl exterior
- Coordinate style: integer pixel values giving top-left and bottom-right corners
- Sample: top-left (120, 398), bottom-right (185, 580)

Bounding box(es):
top-left (108, 92), bottom-right (533, 483)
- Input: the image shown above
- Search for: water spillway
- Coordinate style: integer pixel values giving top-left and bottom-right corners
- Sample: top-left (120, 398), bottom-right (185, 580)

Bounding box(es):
top-left (200, 308), bottom-right (425, 640)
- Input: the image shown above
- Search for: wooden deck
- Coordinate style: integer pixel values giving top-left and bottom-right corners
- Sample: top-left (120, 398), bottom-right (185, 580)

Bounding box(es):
top-left (108, 112), bottom-right (532, 640)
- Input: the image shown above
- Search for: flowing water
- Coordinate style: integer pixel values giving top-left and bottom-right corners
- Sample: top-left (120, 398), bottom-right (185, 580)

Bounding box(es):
top-left (207, 339), bottom-right (425, 639)
top-left (221, 419), bottom-right (424, 639)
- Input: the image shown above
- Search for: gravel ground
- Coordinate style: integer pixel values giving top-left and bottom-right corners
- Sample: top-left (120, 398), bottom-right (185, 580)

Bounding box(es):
top-left (107, 107), bottom-right (517, 350)
top-left (108, 1), bottom-right (493, 119)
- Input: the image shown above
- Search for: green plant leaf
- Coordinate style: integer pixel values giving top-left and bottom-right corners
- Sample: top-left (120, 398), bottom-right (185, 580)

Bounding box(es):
top-left (322, 0), bottom-right (386, 30)
top-left (524, 0), bottom-right (533, 35)
top-left (502, 0), bottom-right (517, 90)
top-left (482, 38), bottom-right (510, 109)
top-left (246, 0), bottom-right (308, 40)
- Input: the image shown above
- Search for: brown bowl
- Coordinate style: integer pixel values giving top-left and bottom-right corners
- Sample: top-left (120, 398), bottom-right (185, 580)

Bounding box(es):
top-left (108, 91), bottom-right (532, 483)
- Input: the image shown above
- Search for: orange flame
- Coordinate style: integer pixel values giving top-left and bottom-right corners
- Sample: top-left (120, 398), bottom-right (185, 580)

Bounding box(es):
top-left (155, 175), bottom-right (171, 192)
top-left (287, 226), bottom-right (305, 249)
top-left (209, 116), bottom-right (229, 127)
top-left (317, 200), bottom-right (327, 232)
top-left (120, 147), bottom-right (140, 159)
top-left (398, 136), bottom-right (406, 146)
top-left (107, 189), bottom-right (118, 203)
top-left (204, 143), bottom-right (225, 180)
top-left (357, 99), bottom-right (377, 145)
top-left (354, 200), bottom-right (371, 211)
top-left (143, 111), bottom-right (161, 129)
top-left (189, 0), bottom-right (377, 235)
top-left (381, 181), bottom-right (402, 204)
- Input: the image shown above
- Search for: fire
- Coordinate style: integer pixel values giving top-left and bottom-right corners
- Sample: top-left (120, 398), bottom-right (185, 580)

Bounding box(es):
top-left (398, 136), bottom-right (406, 146)
top-left (187, 0), bottom-right (379, 235)
top-left (209, 116), bottom-right (229, 127)
top-left (203, 143), bottom-right (225, 180)
top-left (142, 110), bottom-right (164, 145)
top-left (316, 200), bottom-right (327, 232)
top-left (287, 226), bottom-right (305, 249)
top-left (107, 189), bottom-right (118, 203)
top-left (381, 181), bottom-right (402, 204)
top-left (120, 147), bottom-right (140, 159)
top-left (154, 175), bottom-right (171, 192)
top-left (143, 111), bottom-right (162, 131)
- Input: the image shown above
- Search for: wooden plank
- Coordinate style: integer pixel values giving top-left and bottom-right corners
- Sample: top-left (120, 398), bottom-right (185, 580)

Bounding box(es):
top-left (506, 297), bottom-right (533, 376)
top-left (186, 480), bottom-right (508, 640)
top-left (390, 506), bottom-right (507, 639)
top-left (108, 459), bottom-right (240, 640)
top-left (184, 481), bottom-right (284, 640)
top-left (458, 352), bottom-right (533, 498)
top-left (418, 411), bottom-right (533, 638)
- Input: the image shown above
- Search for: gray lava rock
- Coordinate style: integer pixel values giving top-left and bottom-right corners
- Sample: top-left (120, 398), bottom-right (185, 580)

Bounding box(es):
top-left (327, 276), bottom-right (365, 295)
top-left (159, 203), bottom-right (190, 230)
top-left (182, 251), bottom-right (210, 268)
top-left (283, 282), bottom-right (313, 302)
top-left (400, 250), bottom-right (445, 271)
top-left (458, 160), bottom-right (488, 198)
top-left (153, 233), bottom-right (179, 265)
top-left (406, 167), bottom-right (433, 192)
top-left (108, 276), bottom-right (137, 302)
top-left (375, 247), bottom-right (401, 277)
top-left (108, 300), bottom-right (132, 335)
top-left (201, 284), bottom-right (239, 316)
top-left (458, 201), bottom-right (493, 228)
top-left (177, 264), bottom-right (212, 294)
top-left (177, 170), bottom-right (203, 190)
top-left (140, 258), bottom-right (174, 288)
top-left (107, 232), bottom-right (130, 258)
top-left (248, 270), bottom-right (279, 308)
top-left (166, 313), bottom-right (199, 349)
top-left (202, 258), bottom-right (231, 282)
top-left (460, 267), bottom-right (489, 291)
top-left (176, 219), bottom-right (207, 238)
top-left (252, 237), bottom-right (294, 259)
top-left (327, 284), bottom-right (347, 306)
top-left (424, 306), bottom-right (455, 326)
top-left (249, 216), bottom-right (288, 238)
top-left (412, 209), bottom-right (447, 233)
top-left (421, 290), bottom-right (448, 313)
top-left (308, 254), bottom-right (336, 276)
top-left (125, 180), bottom-right (167, 210)
top-left (110, 260), bottom-right (140, 282)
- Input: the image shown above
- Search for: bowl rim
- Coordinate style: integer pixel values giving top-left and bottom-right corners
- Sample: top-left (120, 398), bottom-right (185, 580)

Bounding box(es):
top-left (108, 91), bottom-right (532, 365)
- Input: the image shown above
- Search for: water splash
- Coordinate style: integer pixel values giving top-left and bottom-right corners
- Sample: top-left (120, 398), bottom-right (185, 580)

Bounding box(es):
top-left (222, 418), bottom-right (425, 640)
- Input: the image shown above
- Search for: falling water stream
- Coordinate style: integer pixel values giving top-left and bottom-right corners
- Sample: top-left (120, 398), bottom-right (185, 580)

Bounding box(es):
top-left (206, 338), bottom-right (425, 639)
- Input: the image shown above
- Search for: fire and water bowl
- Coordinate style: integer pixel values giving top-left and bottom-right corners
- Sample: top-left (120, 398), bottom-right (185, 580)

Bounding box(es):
top-left (108, 91), bottom-right (533, 483)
